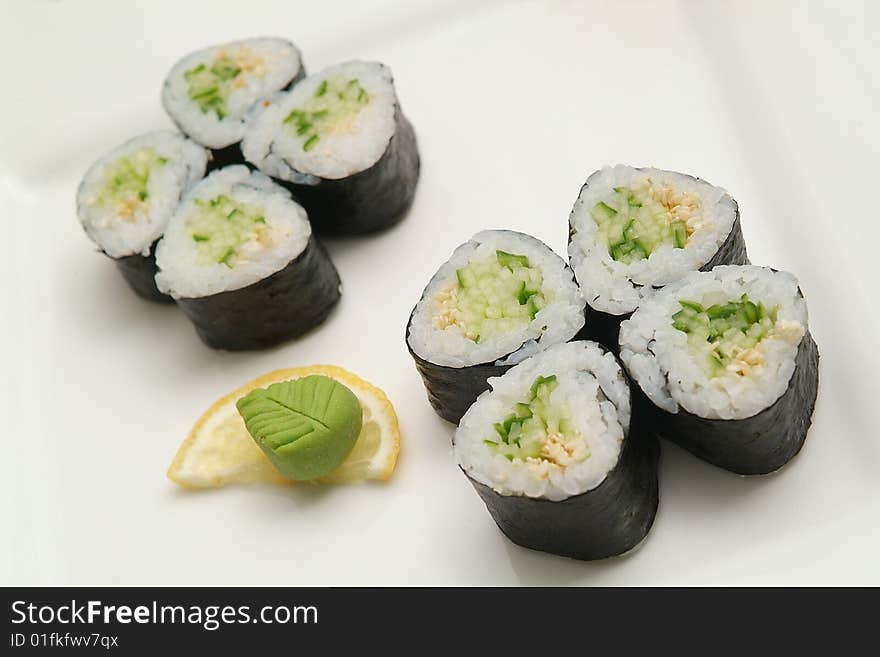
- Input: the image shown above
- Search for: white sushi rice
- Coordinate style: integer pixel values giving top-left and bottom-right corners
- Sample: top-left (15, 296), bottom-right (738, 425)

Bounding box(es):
top-left (455, 341), bottom-right (629, 501)
top-left (76, 131), bottom-right (207, 259)
top-left (569, 165), bottom-right (739, 315)
top-left (408, 230), bottom-right (585, 368)
top-left (162, 37), bottom-right (303, 149)
top-left (242, 61), bottom-right (397, 181)
top-left (619, 265), bottom-right (808, 420)
top-left (155, 166), bottom-right (311, 299)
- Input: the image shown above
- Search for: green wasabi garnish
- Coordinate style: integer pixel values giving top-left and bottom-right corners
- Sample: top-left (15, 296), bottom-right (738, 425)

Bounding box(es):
top-left (283, 77), bottom-right (371, 152)
top-left (236, 375), bottom-right (363, 481)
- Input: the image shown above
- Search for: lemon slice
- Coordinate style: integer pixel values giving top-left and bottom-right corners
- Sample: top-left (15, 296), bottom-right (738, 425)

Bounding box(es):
top-left (168, 365), bottom-right (400, 489)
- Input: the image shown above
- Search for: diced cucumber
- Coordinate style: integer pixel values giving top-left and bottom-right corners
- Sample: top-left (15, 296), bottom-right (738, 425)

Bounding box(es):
top-left (634, 238), bottom-right (651, 256)
top-left (706, 302), bottom-right (738, 320)
top-left (679, 300), bottom-right (704, 313)
top-left (513, 402), bottom-right (533, 419)
top-left (456, 268), bottom-right (477, 288)
top-left (191, 85), bottom-right (219, 100)
top-left (496, 250), bottom-right (530, 270)
top-left (591, 201), bottom-right (617, 223)
top-left (529, 375), bottom-right (558, 399)
top-left (672, 221), bottom-right (687, 248)
top-left (673, 295), bottom-right (781, 377)
top-left (218, 247), bottom-right (236, 267)
top-left (483, 373), bottom-right (580, 463)
top-left (527, 296), bottom-right (540, 320)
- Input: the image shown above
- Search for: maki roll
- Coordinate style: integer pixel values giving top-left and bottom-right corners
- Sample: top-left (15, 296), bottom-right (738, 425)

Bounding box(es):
top-left (568, 165), bottom-right (748, 350)
top-left (76, 131), bottom-right (208, 302)
top-left (455, 341), bottom-right (659, 561)
top-left (155, 165), bottom-right (341, 350)
top-left (407, 230), bottom-right (585, 424)
top-left (162, 37), bottom-right (305, 169)
top-left (619, 265), bottom-right (819, 475)
top-left (242, 60), bottom-right (419, 234)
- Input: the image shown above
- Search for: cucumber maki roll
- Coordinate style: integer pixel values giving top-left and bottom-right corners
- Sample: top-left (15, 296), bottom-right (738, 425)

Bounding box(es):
top-left (76, 131), bottom-right (208, 302)
top-left (155, 165), bottom-right (341, 350)
top-left (242, 60), bottom-right (419, 234)
top-left (455, 341), bottom-right (659, 561)
top-left (568, 165), bottom-right (748, 350)
top-left (407, 230), bottom-right (585, 424)
top-left (619, 265), bottom-right (819, 475)
top-left (162, 37), bottom-right (305, 169)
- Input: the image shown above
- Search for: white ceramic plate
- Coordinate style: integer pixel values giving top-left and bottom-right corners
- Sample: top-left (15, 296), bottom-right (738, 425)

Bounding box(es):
top-left (4, 0), bottom-right (879, 585)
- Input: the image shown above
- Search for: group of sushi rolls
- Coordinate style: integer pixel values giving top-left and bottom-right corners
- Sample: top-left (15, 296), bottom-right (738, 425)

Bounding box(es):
top-left (76, 37), bottom-right (420, 350)
top-left (408, 164), bottom-right (818, 562)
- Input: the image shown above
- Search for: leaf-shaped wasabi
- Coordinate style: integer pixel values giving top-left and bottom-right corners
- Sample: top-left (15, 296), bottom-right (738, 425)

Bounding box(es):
top-left (235, 375), bottom-right (363, 480)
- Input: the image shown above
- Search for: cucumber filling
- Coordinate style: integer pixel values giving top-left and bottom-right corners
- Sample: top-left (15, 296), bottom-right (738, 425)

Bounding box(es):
top-left (91, 148), bottom-right (168, 222)
top-left (283, 77), bottom-right (371, 152)
top-left (483, 375), bottom-right (589, 467)
top-left (187, 195), bottom-right (284, 268)
top-left (591, 181), bottom-right (703, 263)
top-left (432, 250), bottom-right (548, 343)
top-left (672, 294), bottom-right (804, 377)
top-left (184, 46), bottom-right (268, 120)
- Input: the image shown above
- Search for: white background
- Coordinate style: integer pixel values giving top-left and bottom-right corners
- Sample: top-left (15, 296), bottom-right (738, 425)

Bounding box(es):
top-left (3, 0), bottom-right (879, 585)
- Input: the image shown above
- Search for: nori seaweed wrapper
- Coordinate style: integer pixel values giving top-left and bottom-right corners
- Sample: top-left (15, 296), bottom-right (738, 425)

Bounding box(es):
top-left (637, 331), bottom-right (819, 475)
top-left (207, 143), bottom-right (247, 172)
top-left (112, 239), bottom-right (172, 303)
top-left (573, 306), bottom-right (630, 354)
top-left (270, 106), bottom-right (419, 235)
top-left (406, 307), bottom-right (512, 425)
top-left (569, 170), bottom-right (749, 354)
top-left (463, 409), bottom-right (660, 561)
top-left (175, 235), bottom-right (340, 350)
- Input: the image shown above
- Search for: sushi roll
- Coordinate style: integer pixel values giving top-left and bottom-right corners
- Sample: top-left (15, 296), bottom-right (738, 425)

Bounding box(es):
top-left (619, 265), bottom-right (819, 475)
top-left (242, 60), bottom-right (419, 234)
top-left (155, 165), bottom-right (341, 350)
top-left (407, 230), bottom-right (585, 424)
top-left (162, 37), bottom-right (305, 169)
top-left (455, 341), bottom-right (659, 561)
top-left (568, 165), bottom-right (748, 350)
top-left (76, 131), bottom-right (208, 302)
